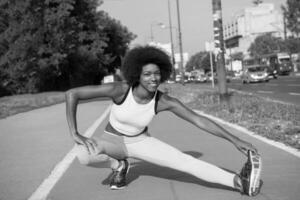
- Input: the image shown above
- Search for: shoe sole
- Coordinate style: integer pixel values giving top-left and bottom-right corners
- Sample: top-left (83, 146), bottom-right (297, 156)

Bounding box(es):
top-left (110, 185), bottom-right (126, 190)
top-left (248, 151), bottom-right (262, 196)
top-left (109, 161), bottom-right (130, 190)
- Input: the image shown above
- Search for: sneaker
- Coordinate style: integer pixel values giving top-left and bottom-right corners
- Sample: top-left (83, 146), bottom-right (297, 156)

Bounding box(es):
top-left (110, 159), bottom-right (130, 190)
top-left (240, 150), bottom-right (262, 196)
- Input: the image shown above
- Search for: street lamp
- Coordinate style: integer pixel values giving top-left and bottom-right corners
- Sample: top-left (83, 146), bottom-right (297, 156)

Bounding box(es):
top-left (158, 21), bottom-right (177, 80)
top-left (150, 22), bottom-right (165, 42)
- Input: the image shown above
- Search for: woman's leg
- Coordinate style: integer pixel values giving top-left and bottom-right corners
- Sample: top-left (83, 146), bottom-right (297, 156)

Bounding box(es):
top-left (126, 136), bottom-right (236, 188)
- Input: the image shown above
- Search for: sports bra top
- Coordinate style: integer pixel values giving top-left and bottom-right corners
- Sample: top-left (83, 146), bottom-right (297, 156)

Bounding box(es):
top-left (108, 87), bottom-right (159, 136)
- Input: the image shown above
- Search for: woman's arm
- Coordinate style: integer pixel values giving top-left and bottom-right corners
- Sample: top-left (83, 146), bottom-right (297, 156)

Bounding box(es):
top-left (65, 83), bottom-right (127, 154)
top-left (157, 94), bottom-right (257, 156)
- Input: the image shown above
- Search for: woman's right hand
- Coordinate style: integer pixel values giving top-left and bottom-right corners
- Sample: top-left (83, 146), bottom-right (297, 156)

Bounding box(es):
top-left (73, 133), bottom-right (97, 154)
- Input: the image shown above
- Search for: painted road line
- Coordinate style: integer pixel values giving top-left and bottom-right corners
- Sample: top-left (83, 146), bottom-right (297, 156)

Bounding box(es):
top-left (268, 84), bottom-right (278, 86)
top-left (195, 110), bottom-right (300, 158)
top-left (28, 105), bottom-right (111, 200)
top-left (289, 93), bottom-right (300, 96)
top-left (257, 90), bottom-right (273, 94)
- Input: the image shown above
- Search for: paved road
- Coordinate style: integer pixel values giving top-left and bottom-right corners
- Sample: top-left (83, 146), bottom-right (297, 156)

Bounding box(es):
top-left (228, 76), bottom-right (300, 105)
top-left (1, 100), bottom-right (299, 200)
top-left (0, 101), bottom-right (111, 200)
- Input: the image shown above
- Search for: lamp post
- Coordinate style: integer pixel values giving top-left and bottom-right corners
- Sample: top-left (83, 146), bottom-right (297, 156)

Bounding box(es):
top-left (168, 0), bottom-right (176, 80)
top-left (150, 22), bottom-right (165, 42)
top-left (175, 0), bottom-right (185, 85)
top-left (158, 22), bottom-right (177, 81)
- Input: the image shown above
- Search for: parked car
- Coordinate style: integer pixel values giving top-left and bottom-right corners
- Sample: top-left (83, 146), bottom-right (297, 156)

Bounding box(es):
top-left (189, 74), bottom-right (207, 83)
top-left (206, 72), bottom-right (217, 82)
top-left (241, 65), bottom-right (269, 84)
top-left (175, 74), bottom-right (189, 83)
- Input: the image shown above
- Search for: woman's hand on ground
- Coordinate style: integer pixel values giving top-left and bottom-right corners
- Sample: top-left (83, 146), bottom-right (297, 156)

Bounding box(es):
top-left (234, 139), bottom-right (258, 156)
top-left (73, 133), bottom-right (97, 154)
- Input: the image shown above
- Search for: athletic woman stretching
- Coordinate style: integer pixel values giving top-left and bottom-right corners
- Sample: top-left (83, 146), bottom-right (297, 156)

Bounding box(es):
top-left (65, 45), bottom-right (262, 196)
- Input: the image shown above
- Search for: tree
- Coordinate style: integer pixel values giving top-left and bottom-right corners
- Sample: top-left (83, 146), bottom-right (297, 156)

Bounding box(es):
top-left (282, 0), bottom-right (300, 38)
top-left (281, 37), bottom-right (300, 54)
top-left (0, 0), bottom-right (136, 95)
top-left (96, 11), bottom-right (136, 74)
top-left (185, 51), bottom-right (215, 73)
top-left (248, 34), bottom-right (283, 58)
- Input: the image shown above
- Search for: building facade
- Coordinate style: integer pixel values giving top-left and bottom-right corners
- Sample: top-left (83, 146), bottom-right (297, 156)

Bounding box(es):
top-left (223, 3), bottom-right (286, 71)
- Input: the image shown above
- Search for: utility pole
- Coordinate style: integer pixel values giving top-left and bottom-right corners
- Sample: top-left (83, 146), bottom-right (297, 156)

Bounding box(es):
top-left (175, 0), bottom-right (185, 85)
top-left (212, 0), bottom-right (227, 96)
top-left (168, 0), bottom-right (176, 80)
top-left (283, 13), bottom-right (287, 41)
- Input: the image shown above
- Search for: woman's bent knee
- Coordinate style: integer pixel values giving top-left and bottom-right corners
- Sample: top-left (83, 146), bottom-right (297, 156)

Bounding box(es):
top-left (76, 145), bottom-right (92, 165)
top-left (75, 144), bottom-right (112, 167)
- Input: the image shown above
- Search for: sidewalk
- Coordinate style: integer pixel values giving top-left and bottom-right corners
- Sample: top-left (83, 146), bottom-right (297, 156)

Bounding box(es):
top-left (48, 109), bottom-right (300, 200)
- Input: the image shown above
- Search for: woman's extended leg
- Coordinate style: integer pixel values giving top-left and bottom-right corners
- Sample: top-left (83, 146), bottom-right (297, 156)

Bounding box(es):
top-left (126, 136), bottom-right (236, 188)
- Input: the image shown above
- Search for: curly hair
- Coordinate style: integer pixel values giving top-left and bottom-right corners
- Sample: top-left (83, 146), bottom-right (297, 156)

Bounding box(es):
top-left (121, 45), bottom-right (173, 86)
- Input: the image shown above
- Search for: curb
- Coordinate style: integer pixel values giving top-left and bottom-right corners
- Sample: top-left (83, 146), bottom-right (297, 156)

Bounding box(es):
top-left (194, 110), bottom-right (300, 159)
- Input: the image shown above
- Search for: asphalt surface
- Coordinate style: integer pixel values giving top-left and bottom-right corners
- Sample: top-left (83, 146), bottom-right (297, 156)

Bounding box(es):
top-left (227, 75), bottom-right (300, 105)
top-left (1, 100), bottom-right (300, 200)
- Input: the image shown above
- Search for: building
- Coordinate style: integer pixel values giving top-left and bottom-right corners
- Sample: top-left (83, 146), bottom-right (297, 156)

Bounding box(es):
top-left (223, 3), bottom-right (286, 71)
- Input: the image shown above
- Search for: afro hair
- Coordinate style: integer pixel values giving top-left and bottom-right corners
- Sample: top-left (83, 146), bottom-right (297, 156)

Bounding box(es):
top-left (121, 45), bottom-right (173, 86)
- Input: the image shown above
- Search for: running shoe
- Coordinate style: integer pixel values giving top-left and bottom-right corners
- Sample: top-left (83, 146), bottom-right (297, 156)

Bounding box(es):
top-left (240, 150), bottom-right (262, 196)
top-left (110, 159), bottom-right (130, 190)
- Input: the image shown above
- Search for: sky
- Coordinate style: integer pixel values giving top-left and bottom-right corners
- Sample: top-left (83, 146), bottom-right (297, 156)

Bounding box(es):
top-left (100, 0), bottom-right (286, 56)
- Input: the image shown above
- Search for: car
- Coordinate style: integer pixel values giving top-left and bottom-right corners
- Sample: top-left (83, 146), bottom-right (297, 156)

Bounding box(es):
top-left (206, 72), bottom-right (217, 82)
top-left (175, 74), bottom-right (189, 83)
top-left (241, 65), bottom-right (269, 84)
top-left (189, 74), bottom-right (207, 83)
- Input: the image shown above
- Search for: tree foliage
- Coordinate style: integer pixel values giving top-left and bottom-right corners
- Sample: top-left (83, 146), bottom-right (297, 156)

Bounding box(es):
top-left (185, 51), bottom-right (215, 73)
top-left (248, 34), bottom-right (283, 57)
top-left (282, 0), bottom-right (300, 38)
top-left (0, 0), bottom-right (136, 96)
top-left (282, 37), bottom-right (300, 54)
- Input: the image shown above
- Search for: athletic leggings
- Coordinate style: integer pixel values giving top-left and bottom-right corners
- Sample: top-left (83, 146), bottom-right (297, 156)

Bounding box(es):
top-left (76, 131), bottom-right (236, 188)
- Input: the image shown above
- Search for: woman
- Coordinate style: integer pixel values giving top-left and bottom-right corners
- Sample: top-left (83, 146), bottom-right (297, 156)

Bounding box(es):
top-left (65, 45), bottom-right (262, 196)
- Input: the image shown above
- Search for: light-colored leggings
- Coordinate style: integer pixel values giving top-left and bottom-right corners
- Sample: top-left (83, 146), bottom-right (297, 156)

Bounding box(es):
top-left (76, 131), bottom-right (236, 188)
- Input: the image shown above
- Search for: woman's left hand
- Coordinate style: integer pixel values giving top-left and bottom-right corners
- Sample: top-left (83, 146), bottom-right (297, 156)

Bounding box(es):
top-left (234, 139), bottom-right (258, 156)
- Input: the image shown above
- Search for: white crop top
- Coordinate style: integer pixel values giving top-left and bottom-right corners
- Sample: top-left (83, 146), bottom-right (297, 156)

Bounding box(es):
top-left (109, 87), bottom-right (158, 136)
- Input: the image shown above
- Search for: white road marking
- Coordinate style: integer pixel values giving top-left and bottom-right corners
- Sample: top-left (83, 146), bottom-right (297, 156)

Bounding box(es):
top-left (257, 90), bottom-right (273, 94)
top-left (267, 83), bottom-right (278, 86)
top-left (28, 105), bottom-right (111, 200)
top-left (289, 93), bottom-right (300, 96)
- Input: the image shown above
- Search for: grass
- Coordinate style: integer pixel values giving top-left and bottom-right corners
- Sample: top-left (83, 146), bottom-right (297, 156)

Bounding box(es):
top-left (1, 83), bottom-right (299, 150)
top-left (0, 92), bottom-right (65, 119)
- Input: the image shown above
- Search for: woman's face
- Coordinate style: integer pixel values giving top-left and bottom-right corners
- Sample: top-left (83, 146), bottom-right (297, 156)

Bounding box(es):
top-left (139, 63), bottom-right (161, 92)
